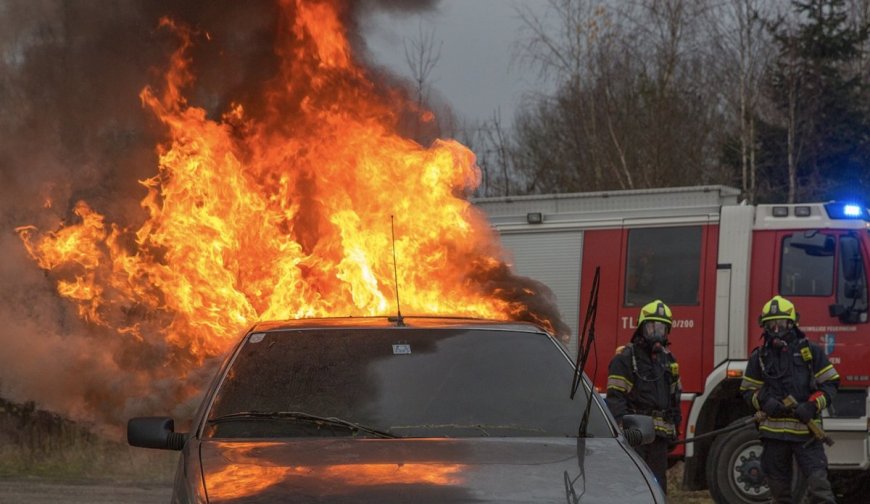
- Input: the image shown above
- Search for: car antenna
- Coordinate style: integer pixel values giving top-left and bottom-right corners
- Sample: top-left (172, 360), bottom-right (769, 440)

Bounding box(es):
top-left (572, 266), bottom-right (600, 438)
top-left (389, 215), bottom-right (405, 327)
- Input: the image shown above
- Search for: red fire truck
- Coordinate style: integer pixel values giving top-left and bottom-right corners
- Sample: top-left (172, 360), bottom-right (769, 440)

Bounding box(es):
top-left (475, 185), bottom-right (870, 502)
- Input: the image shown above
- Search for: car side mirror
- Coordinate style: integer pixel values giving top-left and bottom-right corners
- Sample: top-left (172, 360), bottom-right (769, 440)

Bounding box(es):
top-left (127, 417), bottom-right (187, 451)
top-left (622, 414), bottom-right (655, 447)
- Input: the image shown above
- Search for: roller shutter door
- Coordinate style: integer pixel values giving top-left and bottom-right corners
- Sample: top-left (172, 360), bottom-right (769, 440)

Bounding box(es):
top-left (498, 231), bottom-right (583, 356)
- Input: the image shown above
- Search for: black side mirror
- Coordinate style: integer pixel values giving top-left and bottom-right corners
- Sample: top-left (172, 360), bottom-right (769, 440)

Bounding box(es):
top-left (829, 304), bottom-right (864, 324)
top-left (840, 236), bottom-right (862, 282)
top-left (622, 414), bottom-right (655, 447)
top-left (127, 417), bottom-right (187, 451)
top-left (790, 231), bottom-right (835, 257)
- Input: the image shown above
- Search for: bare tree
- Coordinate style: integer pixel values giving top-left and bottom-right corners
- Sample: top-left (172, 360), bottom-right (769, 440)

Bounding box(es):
top-left (404, 21), bottom-right (442, 112)
top-left (705, 0), bottom-right (780, 202)
top-left (398, 21), bottom-right (460, 145)
top-left (510, 0), bottom-right (720, 194)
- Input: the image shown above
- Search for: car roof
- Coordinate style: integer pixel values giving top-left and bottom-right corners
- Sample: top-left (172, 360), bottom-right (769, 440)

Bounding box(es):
top-left (250, 316), bottom-right (550, 335)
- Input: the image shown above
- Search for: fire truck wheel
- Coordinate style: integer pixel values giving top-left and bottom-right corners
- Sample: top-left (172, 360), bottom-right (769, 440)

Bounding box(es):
top-left (705, 418), bottom-right (808, 504)
top-left (830, 470), bottom-right (870, 503)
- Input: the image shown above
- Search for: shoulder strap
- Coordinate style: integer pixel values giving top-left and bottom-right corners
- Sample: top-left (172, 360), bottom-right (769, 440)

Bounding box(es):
top-left (627, 343), bottom-right (638, 375)
top-left (796, 337), bottom-right (817, 388)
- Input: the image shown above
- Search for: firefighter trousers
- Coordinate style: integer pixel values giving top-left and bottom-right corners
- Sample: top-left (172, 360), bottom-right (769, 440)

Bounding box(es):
top-left (761, 438), bottom-right (835, 503)
top-left (633, 436), bottom-right (669, 495)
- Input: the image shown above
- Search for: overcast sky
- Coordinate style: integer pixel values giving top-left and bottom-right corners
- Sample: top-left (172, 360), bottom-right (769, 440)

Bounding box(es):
top-left (363, 0), bottom-right (552, 130)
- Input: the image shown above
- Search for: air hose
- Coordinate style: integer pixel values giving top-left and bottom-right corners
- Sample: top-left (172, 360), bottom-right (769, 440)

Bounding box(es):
top-left (670, 415), bottom-right (757, 445)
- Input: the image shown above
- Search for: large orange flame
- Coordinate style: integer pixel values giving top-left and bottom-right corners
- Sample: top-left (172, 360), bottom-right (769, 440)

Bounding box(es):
top-left (16, 0), bottom-right (561, 390)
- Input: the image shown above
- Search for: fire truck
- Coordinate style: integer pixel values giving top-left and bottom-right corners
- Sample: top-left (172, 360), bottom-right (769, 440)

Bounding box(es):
top-left (474, 185), bottom-right (870, 502)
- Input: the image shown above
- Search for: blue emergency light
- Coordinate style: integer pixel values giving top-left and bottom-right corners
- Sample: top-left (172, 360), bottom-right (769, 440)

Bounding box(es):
top-left (843, 204), bottom-right (862, 217)
top-left (825, 202), bottom-right (869, 220)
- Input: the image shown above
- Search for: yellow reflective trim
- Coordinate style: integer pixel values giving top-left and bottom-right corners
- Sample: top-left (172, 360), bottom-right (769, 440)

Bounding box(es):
top-left (759, 417), bottom-right (821, 435)
top-left (759, 426), bottom-right (813, 435)
top-left (608, 374), bottom-right (634, 386)
top-left (607, 385), bottom-right (627, 393)
top-left (763, 416), bottom-right (820, 423)
top-left (800, 346), bottom-right (812, 362)
top-left (740, 377), bottom-right (761, 391)
top-left (816, 368), bottom-right (840, 384)
top-left (742, 375), bottom-right (764, 385)
top-left (815, 364), bottom-right (834, 378)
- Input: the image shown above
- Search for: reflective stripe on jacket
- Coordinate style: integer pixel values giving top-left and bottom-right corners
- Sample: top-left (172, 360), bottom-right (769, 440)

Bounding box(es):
top-left (741, 330), bottom-right (839, 442)
top-left (605, 343), bottom-right (681, 439)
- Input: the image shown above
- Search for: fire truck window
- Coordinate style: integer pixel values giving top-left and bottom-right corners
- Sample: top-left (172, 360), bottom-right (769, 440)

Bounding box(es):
top-left (779, 233), bottom-right (834, 296)
top-left (624, 226), bottom-right (701, 306)
top-left (836, 235), bottom-right (868, 314)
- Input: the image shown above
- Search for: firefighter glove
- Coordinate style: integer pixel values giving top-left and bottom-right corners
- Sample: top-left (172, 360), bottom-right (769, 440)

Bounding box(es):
top-left (763, 398), bottom-right (786, 417)
top-left (795, 401), bottom-right (817, 424)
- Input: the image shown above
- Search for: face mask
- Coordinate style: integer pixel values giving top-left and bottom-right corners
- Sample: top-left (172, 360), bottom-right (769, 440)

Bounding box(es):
top-left (763, 319), bottom-right (794, 347)
top-left (642, 321), bottom-right (670, 351)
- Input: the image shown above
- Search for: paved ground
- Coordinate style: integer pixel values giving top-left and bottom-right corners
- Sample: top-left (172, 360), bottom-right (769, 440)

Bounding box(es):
top-left (0, 478), bottom-right (172, 504)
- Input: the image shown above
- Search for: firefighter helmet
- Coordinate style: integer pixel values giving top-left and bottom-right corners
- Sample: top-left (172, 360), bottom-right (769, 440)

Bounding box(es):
top-left (638, 300), bottom-right (673, 326)
top-left (759, 295), bottom-right (799, 326)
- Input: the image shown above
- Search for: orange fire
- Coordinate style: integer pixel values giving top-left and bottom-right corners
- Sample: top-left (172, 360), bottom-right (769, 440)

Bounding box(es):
top-left (205, 462), bottom-right (464, 500)
top-left (17, 0), bottom-right (560, 382)
top-left (202, 441), bottom-right (464, 500)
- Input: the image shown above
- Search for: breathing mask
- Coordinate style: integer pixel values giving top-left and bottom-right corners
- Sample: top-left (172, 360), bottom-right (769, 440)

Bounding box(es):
top-left (641, 320), bottom-right (670, 352)
top-left (763, 318), bottom-right (795, 348)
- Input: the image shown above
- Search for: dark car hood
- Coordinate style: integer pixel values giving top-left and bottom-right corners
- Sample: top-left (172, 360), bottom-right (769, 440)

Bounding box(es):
top-left (198, 437), bottom-right (660, 503)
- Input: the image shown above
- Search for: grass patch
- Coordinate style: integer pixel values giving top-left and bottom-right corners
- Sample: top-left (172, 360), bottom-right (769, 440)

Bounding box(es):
top-left (0, 398), bottom-right (176, 482)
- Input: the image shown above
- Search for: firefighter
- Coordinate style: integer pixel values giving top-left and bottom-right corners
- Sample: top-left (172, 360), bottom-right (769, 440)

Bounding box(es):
top-left (740, 295), bottom-right (839, 503)
top-left (606, 299), bottom-right (682, 494)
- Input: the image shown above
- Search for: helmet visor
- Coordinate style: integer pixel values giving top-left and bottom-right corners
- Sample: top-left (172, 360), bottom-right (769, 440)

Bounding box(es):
top-left (642, 321), bottom-right (670, 340)
top-left (763, 318), bottom-right (792, 334)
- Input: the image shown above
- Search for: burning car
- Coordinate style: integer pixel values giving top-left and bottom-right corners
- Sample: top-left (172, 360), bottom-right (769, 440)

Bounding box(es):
top-left (128, 317), bottom-right (664, 503)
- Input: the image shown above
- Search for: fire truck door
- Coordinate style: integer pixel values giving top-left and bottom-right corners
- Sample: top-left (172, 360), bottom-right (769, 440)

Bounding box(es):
top-left (617, 225), bottom-right (711, 394)
top-left (775, 229), bottom-right (870, 392)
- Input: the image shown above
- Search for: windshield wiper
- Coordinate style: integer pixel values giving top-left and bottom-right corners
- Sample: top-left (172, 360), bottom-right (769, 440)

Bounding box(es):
top-left (390, 423), bottom-right (547, 436)
top-left (572, 266), bottom-right (600, 438)
top-left (207, 411), bottom-right (399, 439)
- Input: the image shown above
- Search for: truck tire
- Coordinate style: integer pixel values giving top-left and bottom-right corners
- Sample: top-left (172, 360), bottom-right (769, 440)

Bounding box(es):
top-left (831, 470), bottom-right (870, 503)
top-left (705, 418), bottom-right (807, 504)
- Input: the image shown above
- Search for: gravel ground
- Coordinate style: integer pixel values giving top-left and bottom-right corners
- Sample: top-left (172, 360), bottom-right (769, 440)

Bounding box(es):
top-left (668, 462), bottom-right (715, 503)
top-left (0, 478), bottom-right (172, 504)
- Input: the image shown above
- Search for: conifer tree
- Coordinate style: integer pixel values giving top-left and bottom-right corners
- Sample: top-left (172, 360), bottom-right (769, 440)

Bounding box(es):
top-left (759, 0), bottom-right (869, 202)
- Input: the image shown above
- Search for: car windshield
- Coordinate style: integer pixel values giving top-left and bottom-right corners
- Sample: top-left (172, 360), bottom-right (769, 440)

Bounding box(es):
top-left (204, 327), bottom-right (612, 439)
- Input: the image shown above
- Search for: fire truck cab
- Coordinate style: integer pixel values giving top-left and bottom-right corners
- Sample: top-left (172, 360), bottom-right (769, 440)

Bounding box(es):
top-left (475, 185), bottom-right (870, 503)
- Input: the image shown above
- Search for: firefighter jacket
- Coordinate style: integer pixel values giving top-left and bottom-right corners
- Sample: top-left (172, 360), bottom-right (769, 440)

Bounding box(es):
top-left (740, 329), bottom-right (839, 442)
top-left (606, 343), bottom-right (682, 439)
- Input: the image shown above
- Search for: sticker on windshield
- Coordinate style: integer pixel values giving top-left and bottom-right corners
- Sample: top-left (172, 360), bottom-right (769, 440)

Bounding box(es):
top-left (392, 344), bottom-right (411, 355)
top-left (249, 333), bottom-right (266, 344)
